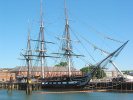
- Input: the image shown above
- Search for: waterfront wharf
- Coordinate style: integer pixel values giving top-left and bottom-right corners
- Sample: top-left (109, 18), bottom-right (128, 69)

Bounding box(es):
top-left (85, 81), bottom-right (133, 91)
top-left (1, 81), bottom-right (133, 92)
top-left (0, 82), bottom-right (41, 91)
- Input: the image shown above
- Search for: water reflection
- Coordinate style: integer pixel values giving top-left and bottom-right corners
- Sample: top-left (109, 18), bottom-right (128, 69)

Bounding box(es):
top-left (7, 90), bottom-right (13, 96)
top-left (0, 90), bottom-right (133, 100)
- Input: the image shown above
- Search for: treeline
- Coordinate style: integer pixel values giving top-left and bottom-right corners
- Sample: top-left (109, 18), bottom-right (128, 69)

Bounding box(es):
top-left (80, 65), bottom-right (106, 79)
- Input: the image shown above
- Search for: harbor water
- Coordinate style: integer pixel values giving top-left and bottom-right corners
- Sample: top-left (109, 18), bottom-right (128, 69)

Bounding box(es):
top-left (0, 89), bottom-right (133, 100)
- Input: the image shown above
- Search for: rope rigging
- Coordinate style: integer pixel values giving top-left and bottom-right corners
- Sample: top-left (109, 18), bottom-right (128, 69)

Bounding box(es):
top-left (67, 9), bottom-right (124, 44)
top-left (69, 26), bottom-right (110, 59)
top-left (69, 27), bottom-right (96, 62)
top-left (86, 25), bottom-right (124, 44)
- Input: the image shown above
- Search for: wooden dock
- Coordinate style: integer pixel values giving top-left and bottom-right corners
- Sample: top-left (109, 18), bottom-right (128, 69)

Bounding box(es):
top-left (85, 82), bottom-right (133, 91)
top-left (0, 81), bottom-right (133, 92)
top-left (0, 82), bottom-right (41, 91)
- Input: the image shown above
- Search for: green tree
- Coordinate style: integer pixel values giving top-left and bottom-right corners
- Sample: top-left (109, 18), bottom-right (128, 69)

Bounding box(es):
top-left (80, 66), bottom-right (93, 73)
top-left (80, 65), bottom-right (106, 79)
top-left (123, 71), bottom-right (130, 74)
top-left (94, 67), bottom-right (106, 79)
top-left (55, 62), bottom-right (67, 67)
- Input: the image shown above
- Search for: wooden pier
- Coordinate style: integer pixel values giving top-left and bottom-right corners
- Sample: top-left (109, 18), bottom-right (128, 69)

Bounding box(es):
top-left (1, 81), bottom-right (133, 92)
top-left (85, 82), bottom-right (133, 92)
top-left (0, 82), bottom-right (41, 91)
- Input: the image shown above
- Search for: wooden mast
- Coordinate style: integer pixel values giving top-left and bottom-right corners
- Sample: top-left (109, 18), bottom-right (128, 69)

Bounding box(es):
top-left (39, 0), bottom-right (46, 79)
top-left (64, 0), bottom-right (72, 77)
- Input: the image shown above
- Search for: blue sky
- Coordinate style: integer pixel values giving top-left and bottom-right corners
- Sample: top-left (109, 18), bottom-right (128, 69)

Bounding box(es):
top-left (0, 0), bottom-right (133, 70)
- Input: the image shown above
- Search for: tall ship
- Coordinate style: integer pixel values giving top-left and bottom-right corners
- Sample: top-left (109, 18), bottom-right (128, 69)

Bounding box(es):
top-left (19, 0), bottom-right (128, 89)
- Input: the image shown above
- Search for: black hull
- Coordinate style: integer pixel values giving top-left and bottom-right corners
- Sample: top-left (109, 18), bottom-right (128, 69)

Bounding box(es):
top-left (41, 74), bottom-right (92, 89)
top-left (41, 83), bottom-right (85, 89)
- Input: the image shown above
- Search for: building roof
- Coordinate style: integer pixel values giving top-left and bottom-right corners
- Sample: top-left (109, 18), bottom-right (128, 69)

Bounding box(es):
top-left (0, 68), bottom-right (12, 72)
top-left (11, 66), bottom-right (79, 72)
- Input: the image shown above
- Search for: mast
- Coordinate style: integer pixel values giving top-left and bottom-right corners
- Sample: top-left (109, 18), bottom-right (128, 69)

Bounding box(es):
top-left (36, 0), bottom-right (55, 79)
top-left (27, 26), bottom-right (32, 79)
top-left (23, 27), bottom-right (33, 95)
top-left (90, 41), bottom-right (129, 78)
top-left (63, 0), bottom-right (72, 77)
top-left (21, 26), bottom-right (32, 80)
top-left (39, 0), bottom-right (46, 79)
top-left (62, 0), bottom-right (83, 77)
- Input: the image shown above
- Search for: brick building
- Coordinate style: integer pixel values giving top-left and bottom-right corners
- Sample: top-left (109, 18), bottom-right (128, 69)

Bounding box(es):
top-left (10, 66), bottom-right (82, 78)
top-left (0, 68), bottom-right (15, 82)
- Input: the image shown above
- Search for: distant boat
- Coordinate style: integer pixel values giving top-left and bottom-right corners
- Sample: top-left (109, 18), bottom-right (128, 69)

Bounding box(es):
top-left (20, 0), bottom-right (128, 89)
